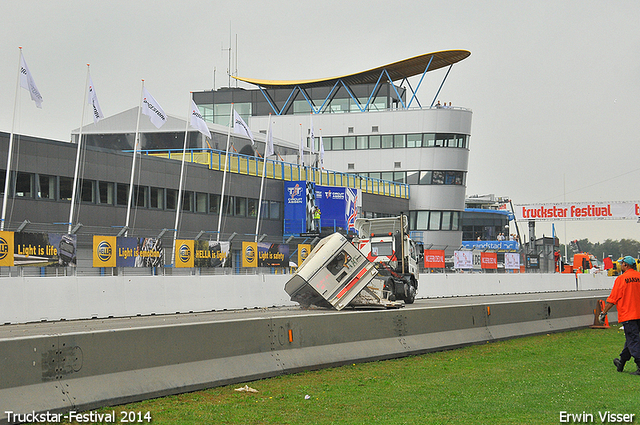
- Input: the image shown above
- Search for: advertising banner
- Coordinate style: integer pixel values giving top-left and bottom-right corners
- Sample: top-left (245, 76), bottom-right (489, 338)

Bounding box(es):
top-left (461, 241), bottom-right (519, 251)
top-left (242, 241), bottom-right (258, 268)
top-left (93, 235), bottom-right (116, 267)
top-left (174, 239), bottom-right (194, 268)
top-left (514, 201), bottom-right (640, 221)
top-left (453, 250), bottom-right (473, 269)
top-left (284, 181), bottom-right (310, 234)
top-left (13, 232), bottom-right (77, 267)
top-left (424, 249), bottom-right (445, 268)
top-left (298, 244), bottom-right (311, 268)
top-left (505, 252), bottom-right (520, 270)
top-left (315, 185), bottom-right (359, 233)
top-left (193, 240), bottom-right (230, 267)
top-left (481, 252), bottom-right (498, 269)
top-left (0, 231), bottom-right (14, 267)
top-left (93, 236), bottom-right (163, 267)
top-left (257, 242), bottom-right (290, 267)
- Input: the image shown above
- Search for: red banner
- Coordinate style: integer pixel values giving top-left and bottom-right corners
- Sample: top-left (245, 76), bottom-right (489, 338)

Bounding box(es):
top-left (424, 249), bottom-right (445, 268)
top-left (481, 252), bottom-right (497, 269)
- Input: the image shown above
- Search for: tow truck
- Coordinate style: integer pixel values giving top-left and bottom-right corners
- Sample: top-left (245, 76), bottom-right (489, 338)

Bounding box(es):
top-left (284, 214), bottom-right (419, 310)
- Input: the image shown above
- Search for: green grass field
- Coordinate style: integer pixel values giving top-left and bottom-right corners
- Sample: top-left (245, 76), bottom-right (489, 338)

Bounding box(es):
top-left (47, 324), bottom-right (639, 424)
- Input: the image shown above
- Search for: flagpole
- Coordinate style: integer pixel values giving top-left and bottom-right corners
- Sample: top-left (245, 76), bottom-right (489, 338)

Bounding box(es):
top-left (216, 106), bottom-right (234, 242)
top-left (172, 94), bottom-right (192, 265)
top-left (125, 80), bottom-right (145, 237)
top-left (68, 65), bottom-right (91, 234)
top-left (255, 115), bottom-right (271, 242)
top-left (1, 48), bottom-right (23, 231)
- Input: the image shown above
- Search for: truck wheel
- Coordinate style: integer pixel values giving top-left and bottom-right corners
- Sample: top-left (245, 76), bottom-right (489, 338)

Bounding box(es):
top-left (404, 283), bottom-right (416, 304)
top-left (384, 277), bottom-right (396, 301)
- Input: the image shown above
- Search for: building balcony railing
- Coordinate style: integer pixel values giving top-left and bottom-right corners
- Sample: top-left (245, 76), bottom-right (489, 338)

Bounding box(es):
top-left (140, 148), bottom-right (410, 199)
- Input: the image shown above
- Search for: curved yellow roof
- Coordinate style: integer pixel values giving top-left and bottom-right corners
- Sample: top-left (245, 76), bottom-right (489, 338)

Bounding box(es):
top-left (233, 50), bottom-right (470, 89)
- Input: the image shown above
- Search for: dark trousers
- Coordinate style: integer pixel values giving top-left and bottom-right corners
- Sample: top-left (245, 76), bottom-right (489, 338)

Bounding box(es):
top-left (620, 319), bottom-right (640, 364)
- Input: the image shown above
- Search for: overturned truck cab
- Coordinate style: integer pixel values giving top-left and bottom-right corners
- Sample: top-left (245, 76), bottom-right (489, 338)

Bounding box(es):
top-left (284, 215), bottom-right (418, 310)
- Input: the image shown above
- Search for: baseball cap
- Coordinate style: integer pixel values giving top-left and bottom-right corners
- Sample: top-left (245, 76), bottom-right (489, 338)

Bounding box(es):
top-left (621, 256), bottom-right (636, 265)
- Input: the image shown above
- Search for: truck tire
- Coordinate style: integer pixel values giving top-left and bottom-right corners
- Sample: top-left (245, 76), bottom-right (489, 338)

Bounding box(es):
top-left (384, 277), bottom-right (396, 301)
top-left (404, 283), bottom-right (415, 304)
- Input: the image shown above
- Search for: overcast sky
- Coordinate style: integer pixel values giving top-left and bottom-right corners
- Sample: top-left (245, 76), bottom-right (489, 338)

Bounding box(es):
top-left (1, 1), bottom-right (639, 245)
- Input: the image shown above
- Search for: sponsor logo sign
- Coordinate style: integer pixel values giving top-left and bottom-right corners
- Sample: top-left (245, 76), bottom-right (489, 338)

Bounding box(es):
top-left (481, 252), bottom-right (498, 269)
top-left (514, 201), bottom-right (640, 221)
top-left (424, 249), bottom-right (445, 268)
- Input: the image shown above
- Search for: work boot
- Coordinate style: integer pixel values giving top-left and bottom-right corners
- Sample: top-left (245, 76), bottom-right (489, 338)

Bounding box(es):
top-left (631, 362), bottom-right (640, 376)
top-left (614, 358), bottom-right (625, 372)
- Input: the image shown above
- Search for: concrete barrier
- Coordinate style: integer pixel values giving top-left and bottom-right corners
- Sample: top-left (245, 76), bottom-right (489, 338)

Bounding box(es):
top-left (0, 272), bottom-right (613, 324)
top-left (0, 290), bottom-right (613, 424)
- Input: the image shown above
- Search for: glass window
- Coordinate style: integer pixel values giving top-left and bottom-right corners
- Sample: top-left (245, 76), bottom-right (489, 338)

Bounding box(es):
top-left (357, 136), bottom-right (368, 149)
top-left (416, 211), bottom-right (429, 230)
top-left (223, 195), bottom-right (233, 215)
top-left (393, 134), bottom-right (406, 148)
top-left (329, 98), bottom-right (349, 113)
top-left (441, 211), bottom-right (452, 230)
top-left (406, 171), bottom-right (419, 185)
top-left (235, 197), bottom-right (246, 216)
top-left (332, 136), bottom-right (343, 151)
top-left (59, 177), bottom-right (74, 201)
top-left (150, 187), bottom-right (164, 209)
top-left (369, 172), bottom-right (381, 180)
top-left (247, 198), bottom-right (258, 217)
top-left (445, 172), bottom-right (457, 185)
top-left (407, 134), bottom-right (422, 148)
top-left (13, 172), bottom-right (32, 198)
top-left (98, 182), bottom-right (114, 205)
top-left (432, 171), bottom-right (445, 185)
top-left (452, 211), bottom-right (460, 231)
top-left (209, 194), bottom-right (220, 214)
top-left (429, 211), bottom-right (441, 231)
top-left (293, 100), bottom-right (312, 114)
top-left (260, 200), bottom-right (269, 218)
top-left (213, 103), bottom-right (232, 126)
top-left (381, 172), bottom-right (393, 182)
top-left (382, 135), bottom-right (393, 149)
top-left (196, 192), bottom-right (207, 213)
top-left (38, 175), bottom-right (56, 199)
top-left (182, 191), bottom-right (193, 212)
top-left (369, 135), bottom-right (381, 149)
top-left (423, 133), bottom-right (435, 147)
top-left (270, 201), bottom-right (280, 220)
top-left (166, 189), bottom-right (177, 210)
top-left (81, 180), bottom-right (96, 203)
top-left (344, 136), bottom-right (356, 150)
top-left (419, 171), bottom-right (432, 185)
top-left (393, 172), bottom-right (406, 183)
top-left (134, 185), bottom-right (147, 208)
top-left (116, 183), bottom-right (129, 206)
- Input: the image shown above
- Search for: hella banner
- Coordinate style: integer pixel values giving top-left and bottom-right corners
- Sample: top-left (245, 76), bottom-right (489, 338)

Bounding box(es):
top-left (1, 232), bottom-right (77, 267)
top-left (514, 201), bottom-right (640, 221)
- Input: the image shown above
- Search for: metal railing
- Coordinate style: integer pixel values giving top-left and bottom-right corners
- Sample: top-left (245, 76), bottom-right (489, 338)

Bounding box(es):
top-left (141, 148), bottom-right (410, 199)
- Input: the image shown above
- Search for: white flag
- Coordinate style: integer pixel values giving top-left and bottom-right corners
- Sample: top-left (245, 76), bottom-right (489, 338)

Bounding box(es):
top-left (141, 87), bottom-right (167, 129)
top-left (19, 52), bottom-right (43, 108)
top-left (88, 75), bottom-right (104, 124)
top-left (233, 110), bottom-right (254, 146)
top-left (265, 121), bottom-right (274, 157)
top-left (309, 114), bottom-right (315, 154)
top-left (319, 134), bottom-right (325, 169)
top-left (190, 100), bottom-right (211, 138)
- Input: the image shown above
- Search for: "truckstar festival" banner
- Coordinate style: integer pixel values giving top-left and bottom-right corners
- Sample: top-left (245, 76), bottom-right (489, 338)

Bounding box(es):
top-left (514, 201), bottom-right (640, 221)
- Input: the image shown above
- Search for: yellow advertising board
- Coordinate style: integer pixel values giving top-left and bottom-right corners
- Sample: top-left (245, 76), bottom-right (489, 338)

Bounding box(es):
top-left (0, 231), bottom-right (14, 267)
top-left (93, 235), bottom-right (116, 267)
top-left (298, 244), bottom-right (311, 268)
top-left (242, 241), bottom-right (257, 268)
top-left (175, 239), bottom-right (194, 268)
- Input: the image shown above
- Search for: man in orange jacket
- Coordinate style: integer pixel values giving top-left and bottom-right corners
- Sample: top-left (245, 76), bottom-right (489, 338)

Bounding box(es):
top-left (601, 256), bottom-right (640, 375)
